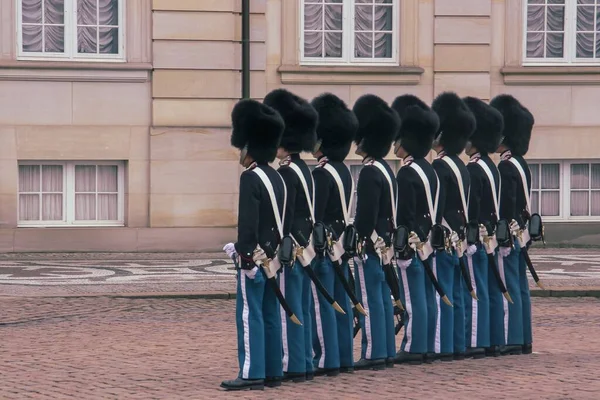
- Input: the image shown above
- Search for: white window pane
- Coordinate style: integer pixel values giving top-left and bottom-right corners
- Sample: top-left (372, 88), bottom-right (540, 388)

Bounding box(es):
top-left (98, 0), bottom-right (119, 25)
top-left (540, 191), bottom-right (560, 216)
top-left (19, 165), bottom-right (40, 192)
top-left (75, 165), bottom-right (96, 192)
top-left (324, 32), bottom-right (343, 57)
top-left (530, 164), bottom-right (539, 189)
top-left (325, 5), bottom-right (343, 30)
top-left (42, 193), bottom-right (63, 220)
top-left (75, 194), bottom-right (96, 220)
top-left (526, 32), bottom-right (544, 57)
top-left (541, 164), bottom-right (559, 189)
top-left (304, 32), bottom-right (323, 57)
top-left (45, 0), bottom-right (64, 24)
top-left (591, 164), bottom-right (600, 189)
top-left (22, 0), bottom-right (42, 24)
top-left (355, 5), bottom-right (373, 31)
top-left (44, 25), bottom-right (65, 52)
top-left (531, 191), bottom-right (540, 214)
top-left (19, 194), bottom-right (40, 220)
top-left (591, 191), bottom-right (600, 216)
top-left (374, 6), bottom-right (393, 31)
top-left (355, 32), bottom-right (373, 57)
top-left (571, 191), bottom-right (589, 216)
top-left (77, 0), bottom-right (98, 25)
top-left (78, 26), bottom-right (97, 53)
top-left (547, 6), bottom-right (565, 31)
top-left (571, 164), bottom-right (589, 189)
top-left (98, 194), bottom-right (118, 220)
top-left (546, 32), bottom-right (564, 57)
top-left (22, 25), bottom-right (43, 52)
top-left (99, 27), bottom-right (119, 54)
top-left (374, 32), bottom-right (392, 57)
top-left (97, 166), bottom-right (118, 192)
top-left (304, 4), bottom-right (323, 30)
top-left (42, 165), bottom-right (63, 192)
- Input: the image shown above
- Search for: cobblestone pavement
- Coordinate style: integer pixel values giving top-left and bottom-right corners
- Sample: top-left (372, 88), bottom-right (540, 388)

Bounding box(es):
top-left (1, 297), bottom-right (599, 399)
top-left (1, 248), bottom-right (600, 297)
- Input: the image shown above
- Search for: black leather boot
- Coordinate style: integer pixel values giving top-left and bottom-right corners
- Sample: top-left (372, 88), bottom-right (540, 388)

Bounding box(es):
top-left (354, 358), bottom-right (386, 371)
top-left (522, 343), bottom-right (533, 355)
top-left (385, 357), bottom-right (395, 368)
top-left (465, 347), bottom-right (486, 359)
top-left (453, 352), bottom-right (466, 361)
top-left (265, 376), bottom-right (282, 388)
top-left (439, 353), bottom-right (454, 362)
top-left (424, 352), bottom-right (437, 363)
top-left (220, 377), bottom-right (264, 391)
top-left (340, 366), bottom-right (355, 373)
top-left (283, 372), bottom-right (306, 383)
top-left (485, 345), bottom-right (500, 357)
top-left (314, 367), bottom-right (340, 377)
top-left (501, 345), bottom-right (523, 356)
top-left (394, 351), bottom-right (423, 365)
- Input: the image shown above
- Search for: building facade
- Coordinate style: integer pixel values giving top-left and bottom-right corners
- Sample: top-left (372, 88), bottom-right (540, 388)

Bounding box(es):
top-left (0, 0), bottom-right (598, 252)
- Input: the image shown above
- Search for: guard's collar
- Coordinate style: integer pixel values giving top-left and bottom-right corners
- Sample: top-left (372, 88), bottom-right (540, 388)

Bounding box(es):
top-left (245, 161), bottom-right (257, 171)
top-left (362, 156), bottom-right (374, 165)
top-left (435, 150), bottom-right (447, 160)
top-left (402, 155), bottom-right (414, 167)
top-left (501, 150), bottom-right (512, 161)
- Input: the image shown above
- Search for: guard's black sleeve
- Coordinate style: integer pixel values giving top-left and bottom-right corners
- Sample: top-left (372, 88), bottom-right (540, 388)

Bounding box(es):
top-left (312, 168), bottom-right (331, 223)
top-left (498, 160), bottom-right (519, 224)
top-left (234, 171), bottom-right (260, 269)
top-left (354, 166), bottom-right (381, 242)
top-left (466, 163), bottom-right (482, 223)
top-left (432, 160), bottom-right (448, 225)
top-left (396, 167), bottom-right (417, 233)
top-left (278, 167), bottom-right (297, 236)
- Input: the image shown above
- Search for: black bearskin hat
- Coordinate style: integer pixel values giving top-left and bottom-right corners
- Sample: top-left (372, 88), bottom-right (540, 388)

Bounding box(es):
top-left (311, 93), bottom-right (358, 162)
top-left (490, 94), bottom-right (534, 156)
top-left (352, 94), bottom-right (401, 159)
top-left (463, 97), bottom-right (504, 155)
top-left (431, 92), bottom-right (476, 155)
top-left (391, 95), bottom-right (439, 159)
top-left (263, 89), bottom-right (318, 153)
top-left (230, 99), bottom-right (284, 163)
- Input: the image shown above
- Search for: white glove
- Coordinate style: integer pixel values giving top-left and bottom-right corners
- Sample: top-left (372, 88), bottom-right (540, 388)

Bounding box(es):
top-left (509, 219), bottom-right (520, 236)
top-left (518, 228), bottom-right (531, 249)
top-left (223, 243), bottom-right (237, 259)
top-left (466, 244), bottom-right (478, 257)
top-left (479, 225), bottom-right (488, 240)
top-left (373, 236), bottom-right (386, 252)
top-left (241, 266), bottom-right (259, 280)
top-left (252, 247), bottom-right (266, 263)
top-left (396, 258), bottom-right (412, 269)
top-left (329, 238), bottom-right (345, 262)
top-left (449, 231), bottom-right (460, 245)
top-left (381, 246), bottom-right (394, 265)
top-left (499, 246), bottom-right (512, 258)
top-left (408, 232), bottom-right (421, 248)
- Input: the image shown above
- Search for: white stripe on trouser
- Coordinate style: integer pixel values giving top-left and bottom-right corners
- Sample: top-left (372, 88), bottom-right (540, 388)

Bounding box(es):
top-left (497, 254), bottom-right (509, 344)
top-left (433, 257), bottom-right (441, 354)
top-left (241, 274), bottom-right (251, 379)
top-left (280, 268), bottom-right (289, 372)
top-left (399, 263), bottom-right (413, 352)
top-left (311, 282), bottom-right (326, 368)
top-left (467, 255), bottom-right (478, 348)
top-left (356, 258), bottom-right (372, 359)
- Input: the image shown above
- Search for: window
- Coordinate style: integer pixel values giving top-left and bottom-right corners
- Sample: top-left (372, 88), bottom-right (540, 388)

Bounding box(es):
top-left (18, 161), bottom-right (125, 227)
top-left (17, 0), bottom-right (124, 61)
top-left (524, 0), bottom-right (600, 64)
top-left (529, 163), bottom-right (561, 217)
top-left (301, 0), bottom-right (398, 65)
top-left (569, 163), bottom-right (600, 217)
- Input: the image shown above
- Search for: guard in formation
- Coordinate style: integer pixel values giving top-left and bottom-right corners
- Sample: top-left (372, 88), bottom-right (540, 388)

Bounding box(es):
top-left (222, 90), bottom-right (540, 391)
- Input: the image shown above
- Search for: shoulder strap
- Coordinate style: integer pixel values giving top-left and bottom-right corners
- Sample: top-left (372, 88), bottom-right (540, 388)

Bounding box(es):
top-left (409, 162), bottom-right (440, 224)
top-left (287, 162), bottom-right (315, 222)
top-left (509, 158), bottom-right (531, 214)
top-left (252, 167), bottom-right (286, 238)
top-left (322, 163), bottom-right (355, 225)
top-left (476, 159), bottom-right (500, 218)
top-left (441, 157), bottom-right (469, 219)
top-left (372, 161), bottom-right (397, 229)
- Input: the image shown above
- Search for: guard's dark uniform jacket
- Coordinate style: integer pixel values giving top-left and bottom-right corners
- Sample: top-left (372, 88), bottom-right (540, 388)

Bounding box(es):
top-left (396, 157), bottom-right (439, 240)
top-left (234, 163), bottom-right (286, 270)
top-left (467, 153), bottom-right (500, 229)
top-left (312, 156), bottom-right (352, 239)
top-left (354, 158), bottom-right (397, 247)
top-left (433, 153), bottom-right (470, 237)
top-left (498, 151), bottom-right (532, 228)
top-left (278, 154), bottom-right (314, 244)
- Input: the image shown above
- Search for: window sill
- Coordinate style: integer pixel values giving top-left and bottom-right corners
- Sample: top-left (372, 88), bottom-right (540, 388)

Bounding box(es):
top-left (0, 60), bottom-right (152, 83)
top-left (501, 66), bottom-right (600, 85)
top-left (18, 223), bottom-right (125, 228)
top-left (278, 64), bottom-right (424, 85)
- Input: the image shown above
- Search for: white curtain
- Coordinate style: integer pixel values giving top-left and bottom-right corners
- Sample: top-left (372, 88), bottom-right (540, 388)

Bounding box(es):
top-left (18, 165), bottom-right (63, 221)
top-left (571, 164), bottom-right (589, 216)
top-left (575, 4), bottom-right (598, 58)
top-left (18, 165), bottom-right (40, 221)
top-left (77, 0), bottom-right (119, 54)
top-left (526, 3), bottom-right (565, 58)
top-left (21, 0), bottom-right (65, 53)
top-left (75, 165), bottom-right (96, 220)
top-left (41, 165), bottom-right (63, 220)
top-left (98, 166), bottom-right (118, 220)
top-left (303, 2), bottom-right (343, 57)
top-left (74, 165), bottom-right (118, 221)
top-left (354, 3), bottom-right (392, 58)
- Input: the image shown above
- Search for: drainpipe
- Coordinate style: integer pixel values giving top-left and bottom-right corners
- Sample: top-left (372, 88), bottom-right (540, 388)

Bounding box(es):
top-left (241, 0), bottom-right (250, 99)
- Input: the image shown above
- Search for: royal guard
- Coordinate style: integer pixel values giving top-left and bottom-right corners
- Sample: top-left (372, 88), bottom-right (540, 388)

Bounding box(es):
top-left (491, 94), bottom-right (535, 356)
top-left (462, 97), bottom-right (505, 358)
top-left (431, 92), bottom-right (476, 361)
top-left (352, 94), bottom-right (401, 370)
top-left (221, 99), bottom-right (286, 391)
top-left (310, 93), bottom-right (359, 375)
top-left (391, 95), bottom-right (441, 365)
top-left (264, 89), bottom-right (319, 382)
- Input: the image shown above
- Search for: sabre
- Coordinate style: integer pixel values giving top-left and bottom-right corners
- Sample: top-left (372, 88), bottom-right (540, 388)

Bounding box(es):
top-left (485, 251), bottom-right (514, 304)
top-left (421, 257), bottom-right (453, 307)
top-left (521, 247), bottom-right (545, 290)
top-left (459, 256), bottom-right (478, 301)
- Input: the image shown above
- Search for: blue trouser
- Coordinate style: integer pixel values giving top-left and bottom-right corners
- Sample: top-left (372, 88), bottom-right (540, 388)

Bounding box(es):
top-left (519, 249), bottom-right (533, 345)
top-left (434, 250), bottom-right (455, 354)
top-left (500, 246), bottom-right (524, 346)
top-left (280, 261), bottom-right (311, 374)
top-left (236, 268), bottom-right (283, 380)
top-left (424, 254), bottom-right (438, 353)
top-left (397, 256), bottom-right (428, 354)
top-left (382, 267), bottom-right (396, 359)
top-left (489, 250), bottom-right (507, 347)
top-left (312, 257), bottom-right (339, 370)
top-left (464, 245), bottom-right (490, 349)
top-left (302, 265), bottom-right (314, 372)
top-left (354, 253), bottom-right (393, 360)
top-left (453, 253), bottom-right (466, 354)
top-left (333, 259), bottom-right (355, 367)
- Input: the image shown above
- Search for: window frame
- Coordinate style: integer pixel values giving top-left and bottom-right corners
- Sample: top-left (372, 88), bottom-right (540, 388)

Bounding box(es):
top-left (17, 160), bottom-right (125, 228)
top-left (16, 0), bottom-right (126, 62)
top-left (299, 0), bottom-right (400, 66)
top-left (522, 0), bottom-right (600, 66)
